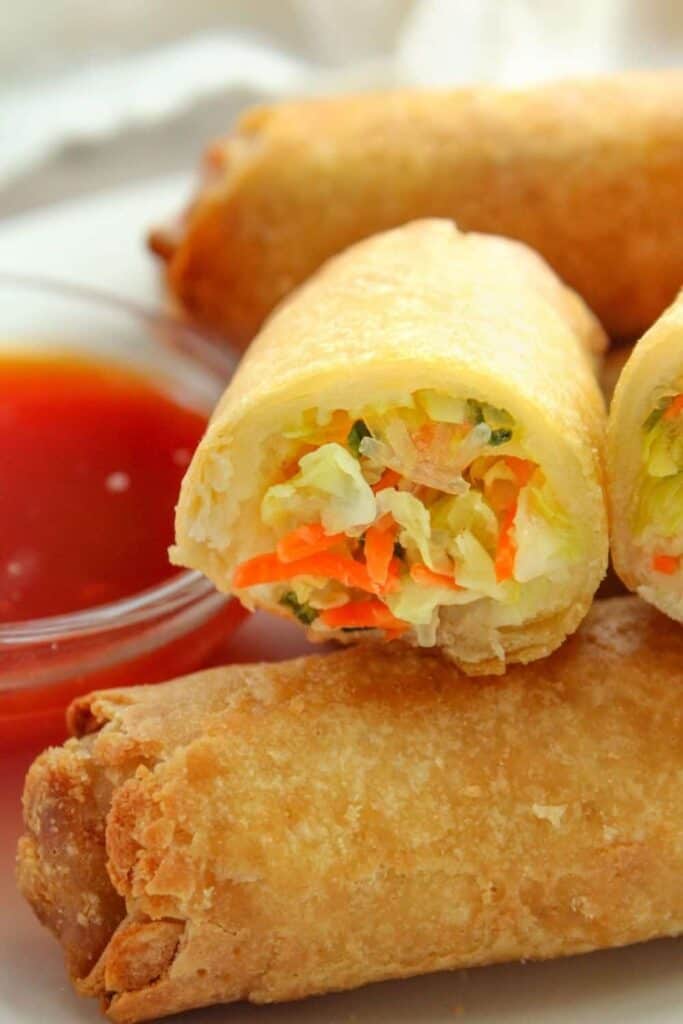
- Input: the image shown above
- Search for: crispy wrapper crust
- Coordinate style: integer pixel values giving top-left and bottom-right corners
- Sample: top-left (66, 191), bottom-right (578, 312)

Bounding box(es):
top-left (172, 219), bottom-right (607, 674)
top-left (607, 292), bottom-right (683, 621)
top-left (149, 71), bottom-right (683, 347)
top-left (17, 597), bottom-right (683, 1024)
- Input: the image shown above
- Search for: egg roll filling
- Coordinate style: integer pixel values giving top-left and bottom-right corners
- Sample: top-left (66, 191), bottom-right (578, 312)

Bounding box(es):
top-left (635, 383), bottom-right (683, 579)
top-left (232, 390), bottom-right (582, 646)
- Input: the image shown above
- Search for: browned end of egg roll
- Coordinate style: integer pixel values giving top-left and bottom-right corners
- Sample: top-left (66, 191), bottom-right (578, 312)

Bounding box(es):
top-left (17, 597), bottom-right (683, 1023)
top-left (150, 71), bottom-right (683, 347)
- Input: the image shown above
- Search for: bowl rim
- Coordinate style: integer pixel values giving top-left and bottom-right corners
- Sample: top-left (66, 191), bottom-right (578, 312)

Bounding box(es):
top-left (0, 272), bottom-right (236, 645)
top-left (0, 269), bottom-right (237, 379)
top-left (0, 572), bottom-right (228, 644)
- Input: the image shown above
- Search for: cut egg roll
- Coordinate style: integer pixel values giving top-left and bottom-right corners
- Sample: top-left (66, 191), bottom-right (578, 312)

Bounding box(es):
top-left (17, 598), bottom-right (683, 1024)
top-left (172, 220), bottom-right (607, 674)
top-left (608, 292), bottom-right (683, 620)
top-left (150, 70), bottom-right (683, 347)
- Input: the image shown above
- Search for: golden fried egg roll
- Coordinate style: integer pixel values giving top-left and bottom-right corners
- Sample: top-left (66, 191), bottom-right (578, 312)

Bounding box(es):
top-left (17, 598), bottom-right (683, 1024)
top-left (172, 220), bottom-right (607, 675)
top-left (608, 292), bottom-right (683, 620)
top-left (150, 71), bottom-right (683, 347)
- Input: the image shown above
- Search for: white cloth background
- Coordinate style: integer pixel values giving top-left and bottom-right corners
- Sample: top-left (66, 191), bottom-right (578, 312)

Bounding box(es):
top-left (1, 0), bottom-right (681, 215)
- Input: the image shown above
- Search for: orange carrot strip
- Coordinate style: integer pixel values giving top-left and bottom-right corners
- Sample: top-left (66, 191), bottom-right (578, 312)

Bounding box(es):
top-left (277, 523), bottom-right (345, 562)
top-left (233, 551), bottom-right (375, 592)
top-left (364, 517), bottom-right (397, 586)
top-left (326, 410), bottom-right (354, 443)
top-left (652, 553), bottom-right (680, 574)
top-left (320, 598), bottom-right (408, 632)
top-left (383, 557), bottom-right (403, 594)
top-left (505, 456), bottom-right (536, 488)
top-left (410, 563), bottom-right (461, 591)
top-left (494, 502), bottom-right (518, 582)
top-left (233, 553), bottom-right (285, 589)
top-left (663, 394), bottom-right (683, 421)
top-left (372, 468), bottom-right (401, 492)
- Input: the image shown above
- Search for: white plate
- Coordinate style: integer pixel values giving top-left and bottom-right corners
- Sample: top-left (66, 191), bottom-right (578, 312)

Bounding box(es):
top-left (1, 179), bottom-right (681, 1024)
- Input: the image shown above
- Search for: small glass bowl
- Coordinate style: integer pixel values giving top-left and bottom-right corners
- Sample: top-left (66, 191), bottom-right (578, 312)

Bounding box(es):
top-left (0, 275), bottom-right (247, 748)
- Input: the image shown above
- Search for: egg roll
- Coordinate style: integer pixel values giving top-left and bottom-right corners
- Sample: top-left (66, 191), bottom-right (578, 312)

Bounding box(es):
top-left (149, 70), bottom-right (683, 347)
top-left (172, 220), bottom-right (607, 674)
top-left (607, 292), bottom-right (683, 620)
top-left (17, 597), bottom-right (683, 1024)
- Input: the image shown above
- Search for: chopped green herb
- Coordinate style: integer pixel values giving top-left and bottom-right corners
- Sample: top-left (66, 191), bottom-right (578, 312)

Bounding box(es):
top-left (347, 419), bottom-right (371, 456)
top-left (467, 400), bottom-right (514, 442)
top-left (279, 591), bottom-right (318, 625)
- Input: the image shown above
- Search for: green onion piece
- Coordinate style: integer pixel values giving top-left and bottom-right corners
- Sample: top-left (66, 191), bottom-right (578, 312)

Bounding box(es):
top-left (347, 419), bottom-right (371, 456)
top-left (279, 591), bottom-right (318, 625)
top-left (489, 427), bottom-right (513, 446)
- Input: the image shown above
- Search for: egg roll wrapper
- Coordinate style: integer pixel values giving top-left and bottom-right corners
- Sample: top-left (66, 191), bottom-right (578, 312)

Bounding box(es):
top-left (607, 293), bottom-right (683, 620)
top-left (150, 70), bottom-right (683, 347)
top-left (17, 597), bottom-right (683, 1024)
top-left (172, 220), bottom-right (607, 673)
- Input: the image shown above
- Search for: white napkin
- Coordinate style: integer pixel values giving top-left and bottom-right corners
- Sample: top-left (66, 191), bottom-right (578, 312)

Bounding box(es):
top-left (1, 0), bottom-right (681, 192)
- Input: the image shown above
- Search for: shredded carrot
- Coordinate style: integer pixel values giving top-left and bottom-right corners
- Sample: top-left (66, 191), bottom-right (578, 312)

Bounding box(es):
top-left (372, 468), bottom-right (401, 492)
top-left (320, 598), bottom-right (408, 633)
top-left (410, 563), bottom-right (461, 591)
top-left (505, 456), bottom-right (536, 488)
top-left (663, 394), bottom-right (683, 421)
top-left (652, 553), bottom-right (680, 574)
top-left (387, 557), bottom-right (404, 592)
top-left (494, 503), bottom-right (517, 582)
top-left (322, 409), bottom-right (354, 443)
top-left (233, 551), bottom-right (375, 593)
top-left (277, 523), bottom-right (344, 562)
top-left (364, 516), bottom-right (397, 586)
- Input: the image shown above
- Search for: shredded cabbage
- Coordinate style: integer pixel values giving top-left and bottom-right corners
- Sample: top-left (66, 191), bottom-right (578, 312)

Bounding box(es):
top-left (643, 414), bottom-right (683, 478)
top-left (261, 443), bottom-right (376, 534)
top-left (431, 490), bottom-right (498, 554)
top-left (375, 488), bottom-right (440, 568)
top-left (415, 390), bottom-right (468, 424)
top-left (514, 487), bottom-right (569, 582)
top-left (636, 475), bottom-right (683, 538)
top-left (636, 390), bottom-right (683, 541)
top-left (384, 577), bottom-right (477, 625)
top-left (449, 529), bottom-right (503, 598)
top-left (488, 576), bottom-right (560, 627)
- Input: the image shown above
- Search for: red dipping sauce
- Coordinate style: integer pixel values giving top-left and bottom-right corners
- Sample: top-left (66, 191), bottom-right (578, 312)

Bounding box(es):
top-left (0, 351), bottom-right (247, 749)
top-left (1, 355), bottom-right (205, 622)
